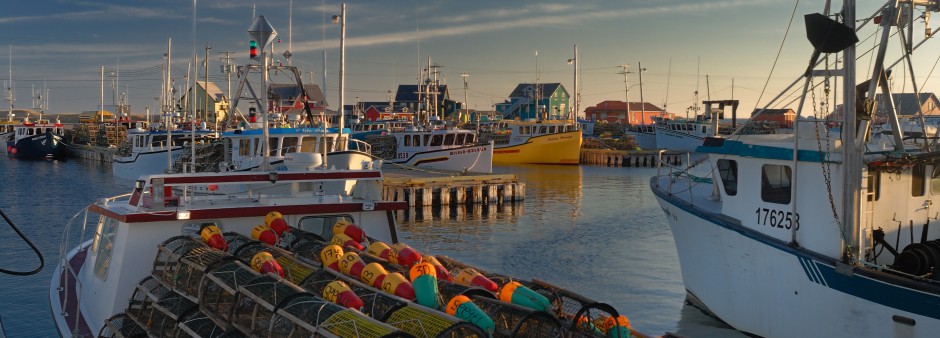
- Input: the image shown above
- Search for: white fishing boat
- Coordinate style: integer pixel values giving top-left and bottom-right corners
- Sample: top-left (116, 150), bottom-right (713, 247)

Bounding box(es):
top-left (388, 127), bottom-right (493, 173)
top-left (651, 1), bottom-right (940, 337)
top-left (219, 125), bottom-right (374, 172)
top-left (622, 124), bottom-right (656, 150)
top-left (113, 122), bottom-right (218, 180)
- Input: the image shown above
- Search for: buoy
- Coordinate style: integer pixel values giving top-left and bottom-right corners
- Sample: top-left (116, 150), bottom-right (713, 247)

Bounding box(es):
top-left (200, 224), bottom-right (229, 252)
top-left (333, 219), bottom-right (365, 242)
top-left (454, 268), bottom-right (499, 293)
top-left (390, 243), bottom-right (421, 267)
top-left (264, 211), bottom-right (283, 226)
top-left (323, 280), bottom-right (364, 310)
top-left (603, 315), bottom-right (631, 338)
top-left (422, 256), bottom-right (454, 281)
top-left (381, 272), bottom-right (416, 300)
top-left (339, 252), bottom-right (366, 277)
top-left (320, 244), bottom-right (344, 272)
top-left (331, 233), bottom-right (364, 251)
top-left (367, 241), bottom-right (392, 260)
top-left (250, 252), bottom-right (284, 277)
top-left (409, 262), bottom-right (440, 308)
top-left (498, 281), bottom-right (551, 312)
top-left (577, 316), bottom-right (604, 336)
top-left (251, 224), bottom-right (278, 246)
top-left (267, 215), bottom-right (289, 236)
top-left (361, 262), bottom-right (388, 288)
top-left (445, 295), bottom-right (495, 332)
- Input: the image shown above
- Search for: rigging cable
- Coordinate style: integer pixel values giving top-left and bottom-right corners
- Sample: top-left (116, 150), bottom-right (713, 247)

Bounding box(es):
top-left (0, 207), bottom-right (44, 276)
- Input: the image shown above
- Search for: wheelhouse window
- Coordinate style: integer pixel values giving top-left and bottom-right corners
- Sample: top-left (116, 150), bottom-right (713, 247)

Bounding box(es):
top-left (430, 134), bottom-right (443, 147)
top-left (456, 133), bottom-right (466, 145)
top-left (282, 137), bottom-right (299, 153)
top-left (298, 215), bottom-right (355, 240)
top-left (931, 166), bottom-right (940, 195)
top-left (913, 163), bottom-right (926, 197)
top-left (868, 170), bottom-right (881, 201)
top-left (403, 135), bottom-right (412, 146)
top-left (444, 134), bottom-right (455, 146)
top-left (269, 137), bottom-right (281, 156)
top-left (717, 159), bottom-right (738, 196)
top-left (92, 216), bottom-right (119, 279)
top-left (761, 164), bottom-right (792, 204)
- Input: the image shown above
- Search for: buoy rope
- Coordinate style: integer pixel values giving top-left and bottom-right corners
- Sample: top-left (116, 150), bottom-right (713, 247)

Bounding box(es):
top-left (0, 207), bottom-right (45, 276)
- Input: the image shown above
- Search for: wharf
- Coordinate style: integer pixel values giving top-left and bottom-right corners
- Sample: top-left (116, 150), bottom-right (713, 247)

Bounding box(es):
top-left (580, 148), bottom-right (685, 167)
top-left (67, 143), bottom-right (115, 162)
top-left (381, 165), bottom-right (524, 207)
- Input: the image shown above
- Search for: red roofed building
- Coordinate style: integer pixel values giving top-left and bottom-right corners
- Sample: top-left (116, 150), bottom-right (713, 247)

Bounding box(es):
top-left (583, 100), bottom-right (674, 125)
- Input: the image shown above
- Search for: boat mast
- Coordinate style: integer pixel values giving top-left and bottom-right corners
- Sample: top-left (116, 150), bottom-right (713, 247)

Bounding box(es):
top-left (248, 15), bottom-right (277, 171)
top-left (841, 0), bottom-right (860, 262)
top-left (6, 45), bottom-right (12, 122)
top-left (166, 38), bottom-right (174, 173)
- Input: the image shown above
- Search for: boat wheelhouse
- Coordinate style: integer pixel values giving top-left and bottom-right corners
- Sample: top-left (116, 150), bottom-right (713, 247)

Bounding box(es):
top-left (220, 126), bottom-right (374, 172)
top-left (113, 124), bottom-right (218, 180)
top-left (482, 120), bottom-right (582, 165)
top-left (388, 127), bottom-right (493, 173)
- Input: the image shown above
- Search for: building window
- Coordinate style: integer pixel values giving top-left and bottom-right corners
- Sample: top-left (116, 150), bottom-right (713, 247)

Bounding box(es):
top-left (717, 159), bottom-right (738, 196)
top-left (761, 164), bottom-right (792, 204)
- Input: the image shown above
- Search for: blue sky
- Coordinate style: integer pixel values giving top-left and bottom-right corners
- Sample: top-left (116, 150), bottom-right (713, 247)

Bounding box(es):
top-left (1, 0), bottom-right (930, 118)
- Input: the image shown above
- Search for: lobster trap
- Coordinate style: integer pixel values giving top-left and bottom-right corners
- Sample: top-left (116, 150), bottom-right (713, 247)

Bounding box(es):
top-left (99, 313), bottom-right (147, 338)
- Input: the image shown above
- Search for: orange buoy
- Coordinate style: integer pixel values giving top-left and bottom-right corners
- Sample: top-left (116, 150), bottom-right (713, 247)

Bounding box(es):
top-left (381, 272), bottom-right (416, 300)
top-left (251, 224), bottom-right (278, 245)
top-left (320, 244), bottom-right (344, 272)
top-left (339, 252), bottom-right (366, 277)
top-left (250, 252), bottom-right (284, 277)
top-left (390, 243), bottom-right (421, 267)
top-left (200, 224), bottom-right (229, 252)
top-left (333, 219), bottom-right (365, 242)
top-left (602, 315), bottom-right (631, 338)
top-left (323, 280), bottom-right (364, 310)
top-left (454, 268), bottom-right (499, 293)
top-left (410, 262), bottom-right (440, 308)
top-left (264, 211), bottom-right (283, 226)
top-left (367, 241), bottom-right (392, 260)
top-left (422, 256), bottom-right (453, 281)
top-left (360, 262), bottom-right (388, 288)
top-left (331, 233), bottom-right (364, 251)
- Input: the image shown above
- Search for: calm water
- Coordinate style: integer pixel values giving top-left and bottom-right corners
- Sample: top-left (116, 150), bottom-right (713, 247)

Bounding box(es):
top-left (0, 157), bottom-right (742, 337)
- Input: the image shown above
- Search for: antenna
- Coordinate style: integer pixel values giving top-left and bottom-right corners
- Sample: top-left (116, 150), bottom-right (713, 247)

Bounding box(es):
top-left (664, 58), bottom-right (672, 116)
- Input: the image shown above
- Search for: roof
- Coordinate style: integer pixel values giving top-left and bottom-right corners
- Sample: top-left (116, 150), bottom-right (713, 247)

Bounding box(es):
top-left (874, 93), bottom-right (938, 116)
top-left (583, 100), bottom-right (663, 113)
top-left (196, 81), bottom-right (226, 101)
top-left (751, 108), bottom-right (795, 116)
top-left (268, 83), bottom-right (327, 105)
top-left (395, 85), bottom-right (449, 102)
top-left (508, 83), bottom-right (567, 98)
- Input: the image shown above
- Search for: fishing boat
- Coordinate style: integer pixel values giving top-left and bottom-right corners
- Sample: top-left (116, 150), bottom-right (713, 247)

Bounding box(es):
top-left (49, 164), bottom-right (643, 338)
top-left (622, 124), bottom-right (656, 150)
top-left (384, 127), bottom-right (493, 173)
top-left (482, 120), bottom-right (582, 165)
top-left (7, 117), bottom-right (68, 160)
top-left (113, 122), bottom-right (218, 180)
top-left (350, 119), bottom-right (413, 141)
top-left (0, 117), bottom-right (14, 154)
top-left (651, 1), bottom-right (940, 337)
top-left (219, 124), bottom-right (374, 172)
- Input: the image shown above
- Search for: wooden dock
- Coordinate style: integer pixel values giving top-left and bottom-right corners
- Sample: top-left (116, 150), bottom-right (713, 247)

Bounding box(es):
top-left (580, 149), bottom-right (685, 167)
top-left (381, 166), bottom-right (524, 207)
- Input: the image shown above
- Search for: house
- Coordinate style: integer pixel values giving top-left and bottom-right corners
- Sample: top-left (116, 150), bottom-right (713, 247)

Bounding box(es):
top-left (750, 108), bottom-right (796, 128)
top-left (182, 81), bottom-right (228, 125)
top-left (829, 92), bottom-right (940, 123)
top-left (495, 83), bottom-right (569, 120)
top-left (268, 83), bottom-right (327, 115)
top-left (394, 84), bottom-right (459, 119)
top-left (583, 100), bottom-right (672, 125)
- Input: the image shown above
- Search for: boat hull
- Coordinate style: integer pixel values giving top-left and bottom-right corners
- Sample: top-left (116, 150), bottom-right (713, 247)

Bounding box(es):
top-left (11, 133), bottom-right (68, 160)
top-left (651, 178), bottom-right (940, 338)
top-left (113, 147), bottom-right (184, 180)
top-left (623, 130), bottom-right (657, 150)
top-left (393, 142), bottom-right (493, 173)
top-left (654, 128), bottom-right (704, 152)
top-left (493, 130), bottom-right (582, 165)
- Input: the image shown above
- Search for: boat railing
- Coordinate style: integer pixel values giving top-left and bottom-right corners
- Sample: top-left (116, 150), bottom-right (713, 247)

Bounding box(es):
top-left (56, 206), bottom-right (98, 332)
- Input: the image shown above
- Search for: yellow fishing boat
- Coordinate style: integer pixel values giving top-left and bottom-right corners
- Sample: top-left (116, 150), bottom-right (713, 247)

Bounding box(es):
top-left (485, 120), bottom-right (582, 165)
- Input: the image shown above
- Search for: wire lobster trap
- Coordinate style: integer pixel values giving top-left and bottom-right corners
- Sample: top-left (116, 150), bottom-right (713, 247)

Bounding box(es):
top-left (271, 293), bottom-right (410, 338)
top-left (299, 268), bottom-right (486, 338)
top-left (126, 275), bottom-right (171, 328)
top-left (99, 313), bottom-right (147, 338)
top-left (231, 272), bottom-right (310, 336)
top-left (125, 275), bottom-right (199, 338)
top-left (152, 236), bottom-right (209, 288)
top-left (198, 260), bottom-right (259, 330)
top-left (225, 232), bottom-right (317, 284)
top-left (176, 308), bottom-right (248, 338)
top-left (471, 296), bottom-right (562, 338)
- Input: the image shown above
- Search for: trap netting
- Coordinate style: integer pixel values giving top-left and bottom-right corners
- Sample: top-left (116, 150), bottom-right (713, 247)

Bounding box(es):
top-left (99, 313), bottom-right (147, 338)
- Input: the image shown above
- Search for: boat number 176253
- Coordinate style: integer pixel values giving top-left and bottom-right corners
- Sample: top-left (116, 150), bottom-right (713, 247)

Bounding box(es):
top-left (755, 208), bottom-right (800, 230)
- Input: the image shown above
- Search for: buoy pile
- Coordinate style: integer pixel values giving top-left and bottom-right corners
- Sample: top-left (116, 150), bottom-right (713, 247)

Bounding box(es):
top-left (101, 212), bottom-right (641, 338)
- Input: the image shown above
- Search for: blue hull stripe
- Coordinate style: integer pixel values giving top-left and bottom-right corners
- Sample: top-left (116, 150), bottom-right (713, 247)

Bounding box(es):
top-left (652, 178), bottom-right (940, 320)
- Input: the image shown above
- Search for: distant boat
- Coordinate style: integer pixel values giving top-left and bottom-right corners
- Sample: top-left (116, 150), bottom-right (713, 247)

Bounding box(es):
top-left (113, 121), bottom-right (218, 180)
top-left (386, 127), bottom-right (493, 173)
top-left (623, 124), bottom-right (657, 150)
top-left (218, 125), bottom-right (375, 172)
top-left (7, 117), bottom-right (68, 160)
top-left (483, 119), bottom-right (582, 165)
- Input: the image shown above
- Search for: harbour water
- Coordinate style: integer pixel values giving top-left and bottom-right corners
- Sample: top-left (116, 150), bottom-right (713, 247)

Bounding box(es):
top-left (0, 157), bottom-right (743, 337)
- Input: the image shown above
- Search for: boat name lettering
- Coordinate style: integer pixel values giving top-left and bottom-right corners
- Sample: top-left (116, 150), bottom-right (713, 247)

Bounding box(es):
top-left (755, 208), bottom-right (799, 230)
top-left (396, 152), bottom-right (410, 159)
top-left (449, 147), bottom-right (486, 156)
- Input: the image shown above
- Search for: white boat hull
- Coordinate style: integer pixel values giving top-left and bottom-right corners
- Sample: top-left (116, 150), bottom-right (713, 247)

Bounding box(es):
top-left (392, 143), bottom-right (493, 173)
top-left (113, 147), bottom-right (183, 180)
top-left (623, 130), bottom-right (657, 150)
top-left (653, 180), bottom-right (940, 338)
top-left (654, 128), bottom-right (704, 152)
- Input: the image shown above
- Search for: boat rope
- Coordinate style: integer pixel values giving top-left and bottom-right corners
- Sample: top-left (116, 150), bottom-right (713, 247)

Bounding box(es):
top-left (810, 69), bottom-right (850, 257)
top-left (0, 207), bottom-right (44, 276)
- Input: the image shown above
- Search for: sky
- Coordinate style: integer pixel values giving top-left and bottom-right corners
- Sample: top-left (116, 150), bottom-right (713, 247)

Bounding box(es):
top-left (2, 0), bottom-right (938, 119)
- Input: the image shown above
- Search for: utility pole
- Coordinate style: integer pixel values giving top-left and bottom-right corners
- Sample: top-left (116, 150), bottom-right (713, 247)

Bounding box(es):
top-left (619, 64), bottom-right (630, 124)
top-left (461, 73), bottom-right (469, 124)
top-left (638, 62), bottom-right (647, 125)
top-left (219, 50), bottom-right (234, 128)
top-left (568, 45), bottom-right (578, 120)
